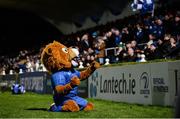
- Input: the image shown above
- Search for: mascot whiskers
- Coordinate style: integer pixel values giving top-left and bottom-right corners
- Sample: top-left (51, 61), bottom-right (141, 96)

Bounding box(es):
top-left (41, 41), bottom-right (100, 112)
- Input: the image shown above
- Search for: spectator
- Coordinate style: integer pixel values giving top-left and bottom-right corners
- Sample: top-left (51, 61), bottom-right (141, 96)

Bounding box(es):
top-left (104, 31), bottom-right (116, 48)
top-left (80, 34), bottom-right (91, 52)
top-left (113, 29), bottom-right (122, 46)
top-left (154, 17), bottom-right (165, 39)
top-left (121, 27), bottom-right (131, 43)
top-left (135, 23), bottom-right (144, 43)
top-left (123, 47), bottom-right (137, 62)
top-left (95, 37), bottom-right (106, 65)
top-left (144, 44), bottom-right (162, 60)
top-left (131, 40), bottom-right (143, 54)
top-left (172, 13), bottom-right (180, 36)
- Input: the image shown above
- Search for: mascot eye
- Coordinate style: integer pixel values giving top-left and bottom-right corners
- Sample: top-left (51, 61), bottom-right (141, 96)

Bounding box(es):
top-left (62, 48), bottom-right (68, 53)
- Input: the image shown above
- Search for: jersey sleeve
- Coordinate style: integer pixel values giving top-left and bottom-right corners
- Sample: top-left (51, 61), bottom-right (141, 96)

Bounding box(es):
top-left (71, 69), bottom-right (81, 79)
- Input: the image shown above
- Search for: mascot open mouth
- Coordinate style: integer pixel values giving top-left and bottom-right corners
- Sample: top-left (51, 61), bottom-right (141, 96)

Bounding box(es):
top-left (68, 47), bottom-right (79, 67)
top-left (68, 47), bottom-right (79, 60)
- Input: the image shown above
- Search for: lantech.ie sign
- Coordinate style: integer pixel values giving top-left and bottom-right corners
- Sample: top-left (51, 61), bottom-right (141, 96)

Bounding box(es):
top-left (88, 61), bottom-right (180, 106)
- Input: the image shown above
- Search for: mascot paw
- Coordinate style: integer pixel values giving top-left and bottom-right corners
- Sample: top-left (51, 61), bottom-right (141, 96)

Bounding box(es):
top-left (70, 76), bottom-right (80, 86)
top-left (62, 100), bottom-right (80, 112)
top-left (91, 61), bottom-right (101, 70)
top-left (84, 102), bottom-right (94, 111)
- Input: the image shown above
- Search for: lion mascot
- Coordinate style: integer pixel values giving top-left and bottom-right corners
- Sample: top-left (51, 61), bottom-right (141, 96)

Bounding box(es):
top-left (41, 41), bottom-right (100, 112)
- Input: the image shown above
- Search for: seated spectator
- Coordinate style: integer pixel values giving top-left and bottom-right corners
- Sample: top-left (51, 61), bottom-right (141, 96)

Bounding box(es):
top-left (123, 47), bottom-right (137, 62)
top-left (144, 44), bottom-right (162, 60)
top-left (131, 40), bottom-right (144, 54)
top-left (170, 36), bottom-right (177, 49)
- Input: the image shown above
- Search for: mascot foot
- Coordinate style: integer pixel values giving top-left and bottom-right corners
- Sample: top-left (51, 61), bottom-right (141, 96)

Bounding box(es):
top-left (62, 100), bottom-right (80, 112)
top-left (84, 102), bottom-right (94, 111)
top-left (49, 103), bottom-right (59, 112)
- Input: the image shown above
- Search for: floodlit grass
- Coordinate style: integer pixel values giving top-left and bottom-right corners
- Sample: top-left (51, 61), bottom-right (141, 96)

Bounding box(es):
top-left (0, 92), bottom-right (174, 118)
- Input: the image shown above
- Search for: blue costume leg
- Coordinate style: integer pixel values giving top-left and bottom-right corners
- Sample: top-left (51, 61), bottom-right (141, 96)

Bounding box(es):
top-left (49, 96), bottom-right (68, 112)
top-left (70, 96), bottom-right (88, 110)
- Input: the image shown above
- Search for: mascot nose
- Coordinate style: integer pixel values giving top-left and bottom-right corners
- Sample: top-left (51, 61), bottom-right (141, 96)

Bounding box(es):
top-left (71, 48), bottom-right (79, 57)
top-left (69, 48), bottom-right (79, 60)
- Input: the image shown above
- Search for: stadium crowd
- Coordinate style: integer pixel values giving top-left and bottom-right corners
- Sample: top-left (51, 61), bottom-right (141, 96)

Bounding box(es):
top-left (0, 4), bottom-right (180, 75)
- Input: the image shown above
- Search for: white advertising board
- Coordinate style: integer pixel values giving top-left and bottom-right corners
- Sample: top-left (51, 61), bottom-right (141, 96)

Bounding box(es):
top-left (88, 60), bottom-right (180, 106)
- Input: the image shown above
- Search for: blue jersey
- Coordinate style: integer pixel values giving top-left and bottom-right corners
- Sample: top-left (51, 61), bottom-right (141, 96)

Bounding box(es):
top-left (51, 69), bottom-right (80, 96)
top-left (50, 69), bottom-right (88, 112)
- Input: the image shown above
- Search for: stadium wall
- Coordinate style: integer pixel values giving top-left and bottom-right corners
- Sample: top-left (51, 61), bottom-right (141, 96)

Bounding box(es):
top-left (0, 60), bottom-right (180, 106)
top-left (0, 72), bottom-right (88, 98)
top-left (88, 60), bottom-right (180, 106)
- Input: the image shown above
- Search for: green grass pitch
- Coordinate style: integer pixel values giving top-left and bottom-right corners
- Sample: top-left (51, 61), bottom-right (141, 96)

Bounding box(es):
top-left (0, 92), bottom-right (173, 118)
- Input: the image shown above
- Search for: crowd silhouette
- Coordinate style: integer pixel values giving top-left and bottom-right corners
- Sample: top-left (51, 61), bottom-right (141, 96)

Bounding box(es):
top-left (0, 2), bottom-right (180, 75)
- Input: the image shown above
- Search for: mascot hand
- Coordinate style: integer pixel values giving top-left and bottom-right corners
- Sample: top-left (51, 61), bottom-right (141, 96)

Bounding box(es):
top-left (70, 76), bottom-right (80, 87)
top-left (90, 61), bottom-right (100, 71)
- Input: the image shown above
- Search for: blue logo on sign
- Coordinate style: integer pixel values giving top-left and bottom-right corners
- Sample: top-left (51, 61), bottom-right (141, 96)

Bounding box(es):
top-left (140, 72), bottom-right (150, 98)
top-left (90, 72), bottom-right (98, 97)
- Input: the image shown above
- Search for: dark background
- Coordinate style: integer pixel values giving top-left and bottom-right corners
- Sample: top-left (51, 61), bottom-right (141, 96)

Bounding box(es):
top-left (0, 0), bottom-right (179, 55)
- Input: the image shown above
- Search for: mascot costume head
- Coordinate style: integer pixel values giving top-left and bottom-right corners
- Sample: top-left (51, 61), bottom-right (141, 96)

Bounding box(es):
top-left (41, 41), bottom-right (100, 112)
